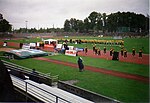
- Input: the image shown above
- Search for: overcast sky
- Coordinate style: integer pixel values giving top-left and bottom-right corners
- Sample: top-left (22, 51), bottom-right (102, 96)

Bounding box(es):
top-left (0, 0), bottom-right (149, 29)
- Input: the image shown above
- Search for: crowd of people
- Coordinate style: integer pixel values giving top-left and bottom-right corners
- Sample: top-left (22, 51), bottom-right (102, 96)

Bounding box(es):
top-left (84, 44), bottom-right (143, 58)
top-left (78, 45), bottom-right (143, 72)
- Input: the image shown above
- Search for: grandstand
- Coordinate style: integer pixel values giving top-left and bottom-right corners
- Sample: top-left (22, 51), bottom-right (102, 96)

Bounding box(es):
top-left (11, 75), bottom-right (93, 103)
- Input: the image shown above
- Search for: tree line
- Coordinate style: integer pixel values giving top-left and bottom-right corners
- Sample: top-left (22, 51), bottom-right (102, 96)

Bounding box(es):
top-left (64, 11), bottom-right (149, 34)
top-left (13, 27), bottom-right (63, 33)
top-left (0, 11), bottom-right (149, 35)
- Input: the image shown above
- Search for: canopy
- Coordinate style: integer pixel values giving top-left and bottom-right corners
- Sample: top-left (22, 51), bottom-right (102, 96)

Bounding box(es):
top-left (44, 39), bottom-right (57, 44)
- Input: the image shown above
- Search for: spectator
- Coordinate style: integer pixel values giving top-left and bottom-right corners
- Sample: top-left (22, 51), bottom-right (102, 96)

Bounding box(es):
top-left (18, 71), bottom-right (25, 80)
top-left (3, 41), bottom-right (7, 47)
top-left (30, 69), bottom-right (39, 82)
top-left (77, 57), bottom-right (84, 72)
top-left (20, 43), bottom-right (23, 49)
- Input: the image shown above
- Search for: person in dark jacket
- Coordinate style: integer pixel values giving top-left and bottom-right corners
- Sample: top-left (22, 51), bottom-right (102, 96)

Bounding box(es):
top-left (132, 48), bottom-right (136, 56)
top-left (92, 44), bottom-right (96, 54)
top-left (124, 49), bottom-right (127, 57)
top-left (139, 49), bottom-right (142, 57)
top-left (84, 46), bottom-right (88, 55)
top-left (30, 69), bottom-right (39, 82)
top-left (77, 57), bottom-right (84, 72)
top-left (104, 47), bottom-right (106, 54)
top-left (110, 48), bottom-right (113, 56)
top-left (97, 48), bottom-right (101, 56)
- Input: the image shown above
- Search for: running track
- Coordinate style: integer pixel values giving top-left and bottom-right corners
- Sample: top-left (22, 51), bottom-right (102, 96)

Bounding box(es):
top-left (34, 57), bottom-right (149, 83)
top-left (42, 48), bottom-right (149, 65)
top-left (78, 50), bottom-right (149, 65)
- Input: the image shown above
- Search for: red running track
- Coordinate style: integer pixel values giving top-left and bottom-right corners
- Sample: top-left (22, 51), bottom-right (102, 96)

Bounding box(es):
top-left (78, 49), bottom-right (149, 65)
top-left (34, 57), bottom-right (149, 83)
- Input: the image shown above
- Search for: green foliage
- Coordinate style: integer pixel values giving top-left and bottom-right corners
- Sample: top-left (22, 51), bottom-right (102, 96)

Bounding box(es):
top-left (64, 19), bottom-right (70, 32)
top-left (64, 11), bottom-right (149, 34)
top-left (0, 19), bottom-right (12, 32)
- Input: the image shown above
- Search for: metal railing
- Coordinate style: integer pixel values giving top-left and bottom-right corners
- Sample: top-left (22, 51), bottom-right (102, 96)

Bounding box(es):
top-left (2, 60), bottom-right (58, 86)
top-left (11, 75), bottom-right (71, 103)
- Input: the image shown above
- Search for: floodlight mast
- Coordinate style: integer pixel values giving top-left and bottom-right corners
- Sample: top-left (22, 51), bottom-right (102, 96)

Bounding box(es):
top-left (25, 21), bottom-right (28, 33)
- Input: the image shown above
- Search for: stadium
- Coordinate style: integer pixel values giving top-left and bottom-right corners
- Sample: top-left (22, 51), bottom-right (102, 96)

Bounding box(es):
top-left (0, 32), bottom-right (149, 102)
top-left (0, 0), bottom-right (149, 103)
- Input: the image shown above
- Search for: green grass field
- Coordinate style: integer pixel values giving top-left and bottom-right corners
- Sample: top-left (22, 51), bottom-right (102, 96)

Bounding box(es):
top-left (0, 54), bottom-right (149, 102)
top-left (0, 36), bottom-right (149, 102)
top-left (46, 55), bottom-right (149, 77)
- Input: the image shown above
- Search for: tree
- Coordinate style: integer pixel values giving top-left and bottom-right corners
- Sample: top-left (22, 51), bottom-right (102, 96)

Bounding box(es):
top-left (83, 18), bottom-right (90, 32)
top-left (77, 20), bottom-right (84, 32)
top-left (63, 11), bottom-right (149, 34)
top-left (96, 13), bottom-right (102, 32)
top-left (64, 19), bottom-right (70, 32)
top-left (70, 18), bottom-right (78, 32)
top-left (0, 19), bottom-right (12, 32)
top-left (88, 11), bottom-right (98, 30)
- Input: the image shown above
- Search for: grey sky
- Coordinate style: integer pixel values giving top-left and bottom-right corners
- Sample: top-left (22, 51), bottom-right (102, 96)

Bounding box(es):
top-left (0, 0), bottom-right (149, 29)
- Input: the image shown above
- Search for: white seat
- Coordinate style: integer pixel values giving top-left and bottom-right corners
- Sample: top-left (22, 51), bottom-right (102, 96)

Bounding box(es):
top-left (11, 75), bottom-right (93, 103)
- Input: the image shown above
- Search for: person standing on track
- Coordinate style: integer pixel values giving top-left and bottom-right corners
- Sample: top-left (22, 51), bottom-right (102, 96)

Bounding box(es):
top-left (77, 57), bottom-right (84, 72)
top-left (97, 48), bottom-right (101, 56)
top-left (132, 48), bottom-right (136, 56)
top-left (84, 46), bottom-right (88, 55)
top-left (95, 47), bottom-right (98, 55)
top-left (110, 48), bottom-right (113, 56)
top-left (124, 49), bottom-right (127, 58)
top-left (104, 47), bottom-right (106, 54)
top-left (139, 49), bottom-right (143, 57)
top-left (121, 47), bottom-right (124, 56)
top-left (92, 43), bottom-right (96, 54)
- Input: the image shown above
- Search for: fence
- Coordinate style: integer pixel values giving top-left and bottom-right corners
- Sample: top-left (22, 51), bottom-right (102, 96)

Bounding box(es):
top-left (2, 60), bottom-right (58, 86)
top-left (58, 81), bottom-right (120, 103)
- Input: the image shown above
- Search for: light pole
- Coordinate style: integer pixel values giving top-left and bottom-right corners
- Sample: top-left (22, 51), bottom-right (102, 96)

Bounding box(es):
top-left (25, 21), bottom-right (28, 33)
top-left (11, 24), bottom-right (14, 34)
top-left (101, 18), bottom-right (104, 33)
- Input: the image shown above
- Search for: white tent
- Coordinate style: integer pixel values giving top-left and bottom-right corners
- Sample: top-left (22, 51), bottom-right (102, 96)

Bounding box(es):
top-left (43, 39), bottom-right (57, 45)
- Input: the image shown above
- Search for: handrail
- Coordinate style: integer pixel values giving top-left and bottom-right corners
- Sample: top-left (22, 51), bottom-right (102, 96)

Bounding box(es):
top-left (2, 60), bottom-right (59, 80)
top-left (2, 60), bottom-right (50, 77)
top-left (25, 81), bottom-right (71, 103)
top-left (11, 75), bottom-right (70, 103)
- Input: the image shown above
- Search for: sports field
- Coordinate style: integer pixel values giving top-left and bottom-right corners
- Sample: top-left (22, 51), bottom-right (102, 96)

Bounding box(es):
top-left (0, 36), bottom-right (149, 102)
